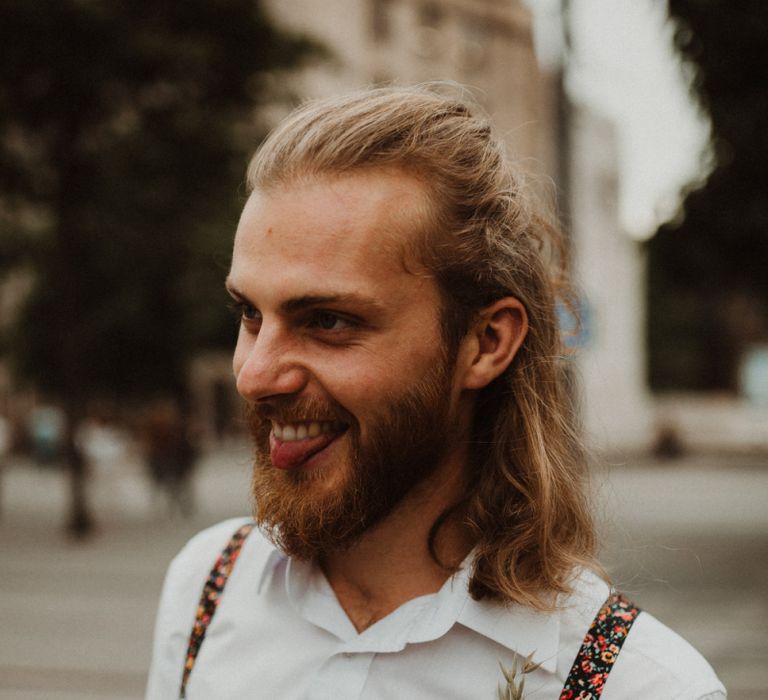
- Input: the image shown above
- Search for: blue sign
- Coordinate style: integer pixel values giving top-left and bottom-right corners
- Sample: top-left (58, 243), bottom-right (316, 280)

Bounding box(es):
top-left (557, 297), bottom-right (592, 350)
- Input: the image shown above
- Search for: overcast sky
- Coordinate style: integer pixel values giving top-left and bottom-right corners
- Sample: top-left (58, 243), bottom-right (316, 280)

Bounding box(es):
top-left (526, 0), bottom-right (711, 238)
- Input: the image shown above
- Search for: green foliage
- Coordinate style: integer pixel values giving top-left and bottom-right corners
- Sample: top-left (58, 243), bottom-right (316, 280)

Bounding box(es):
top-left (0, 0), bottom-right (319, 402)
top-left (647, 1), bottom-right (768, 391)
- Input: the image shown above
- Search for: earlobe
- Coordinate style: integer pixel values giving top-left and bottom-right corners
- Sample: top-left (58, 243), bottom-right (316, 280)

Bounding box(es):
top-left (461, 297), bottom-right (528, 390)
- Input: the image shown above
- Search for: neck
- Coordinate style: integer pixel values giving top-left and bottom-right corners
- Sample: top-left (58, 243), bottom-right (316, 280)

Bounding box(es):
top-left (320, 452), bottom-right (475, 633)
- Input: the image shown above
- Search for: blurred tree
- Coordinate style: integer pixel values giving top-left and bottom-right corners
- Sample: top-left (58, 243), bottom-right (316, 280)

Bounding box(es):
top-left (647, 1), bottom-right (768, 391)
top-left (0, 1), bottom-right (319, 536)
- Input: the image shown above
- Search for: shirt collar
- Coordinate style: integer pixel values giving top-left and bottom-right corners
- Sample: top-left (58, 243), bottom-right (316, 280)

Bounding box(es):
top-left (255, 542), bottom-right (285, 594)
top-left (253, 536), bottom-right (559, 672)
top-left (452, 559), bottom-right (560, 673)
top-left (457, 596), bottom-right (560, 673)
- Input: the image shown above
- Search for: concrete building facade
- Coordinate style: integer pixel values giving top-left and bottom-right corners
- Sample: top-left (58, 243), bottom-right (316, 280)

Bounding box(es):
top-left (263, 0), bottom-right (557, 177)
top-left (569, 107), bottom-right (654, 451)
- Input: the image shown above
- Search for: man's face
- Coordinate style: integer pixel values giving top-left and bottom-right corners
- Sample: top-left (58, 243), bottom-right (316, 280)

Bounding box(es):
top-left (228, 169), bottom-right (469, 558)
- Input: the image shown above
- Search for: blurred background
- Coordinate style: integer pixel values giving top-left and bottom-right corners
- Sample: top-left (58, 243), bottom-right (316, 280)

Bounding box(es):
top-left (0, 0), bottom-right (766, 698)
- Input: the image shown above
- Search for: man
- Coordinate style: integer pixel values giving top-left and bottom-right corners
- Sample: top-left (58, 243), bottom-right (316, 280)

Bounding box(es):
top-left (146, 86), bottom-right (725, 699)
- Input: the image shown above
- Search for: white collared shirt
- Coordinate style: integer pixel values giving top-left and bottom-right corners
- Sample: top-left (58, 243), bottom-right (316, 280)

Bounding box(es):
top-left (146, 518), bottom-right (726, 699)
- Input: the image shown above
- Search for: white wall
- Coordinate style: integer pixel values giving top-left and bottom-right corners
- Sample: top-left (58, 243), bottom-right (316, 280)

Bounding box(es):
top-left (570, 106), bottom-right (653, 451)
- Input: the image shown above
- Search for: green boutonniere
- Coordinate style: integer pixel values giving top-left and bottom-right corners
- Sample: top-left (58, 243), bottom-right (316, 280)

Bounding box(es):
top-left (497, 651), bottom-right (542, 700)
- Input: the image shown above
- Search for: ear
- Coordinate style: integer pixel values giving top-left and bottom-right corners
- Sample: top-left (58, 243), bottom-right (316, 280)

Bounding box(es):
top-left (459, 297), bottom-right (528, 391)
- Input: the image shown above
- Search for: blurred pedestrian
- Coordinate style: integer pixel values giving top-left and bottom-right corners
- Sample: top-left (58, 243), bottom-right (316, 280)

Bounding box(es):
top-left (28, 404), bottom-right (63, 466)
top-left (142, 399), bottom-right (197, 518)
top-left (76, 412), bottom-right (133, 518)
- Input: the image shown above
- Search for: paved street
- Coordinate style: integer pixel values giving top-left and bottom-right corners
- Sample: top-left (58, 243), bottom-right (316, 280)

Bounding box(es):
top-left (1, 444), bottom-right (766, 699)
top-left (594, 454), bottom-right (768, 699)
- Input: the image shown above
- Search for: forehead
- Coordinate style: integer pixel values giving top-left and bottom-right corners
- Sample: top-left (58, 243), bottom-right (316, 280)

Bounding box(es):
top-left (229, 169), bottom-right (437, 302)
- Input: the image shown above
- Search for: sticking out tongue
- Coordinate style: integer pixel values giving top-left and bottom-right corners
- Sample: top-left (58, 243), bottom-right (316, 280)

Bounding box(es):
top-left (270, 430), bottom-right (341, 470)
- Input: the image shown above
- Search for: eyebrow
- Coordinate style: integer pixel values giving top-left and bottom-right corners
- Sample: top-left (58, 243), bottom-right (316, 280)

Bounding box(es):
top-left (225, 280), bottom-right (385, 316)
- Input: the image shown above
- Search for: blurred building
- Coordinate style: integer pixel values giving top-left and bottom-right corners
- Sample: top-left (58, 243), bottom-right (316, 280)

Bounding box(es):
top-left (569, 107), bottom-right (653, 451)
top-left (568, 104), bottom-right (768, 453)
top-left (262, 0), bottom-right (557, 176)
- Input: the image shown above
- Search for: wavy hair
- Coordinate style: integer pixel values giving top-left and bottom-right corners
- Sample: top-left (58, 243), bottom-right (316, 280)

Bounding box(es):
top-left (246, 85), bottom-right (600, 610)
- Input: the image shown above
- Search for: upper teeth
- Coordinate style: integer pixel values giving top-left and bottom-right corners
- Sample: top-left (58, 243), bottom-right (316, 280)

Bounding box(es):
top-left (273, 421), bottom-right (338, 442)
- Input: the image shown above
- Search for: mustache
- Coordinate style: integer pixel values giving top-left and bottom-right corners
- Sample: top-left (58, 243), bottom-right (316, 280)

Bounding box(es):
top-left (244, 396), bottom-right (354, 426)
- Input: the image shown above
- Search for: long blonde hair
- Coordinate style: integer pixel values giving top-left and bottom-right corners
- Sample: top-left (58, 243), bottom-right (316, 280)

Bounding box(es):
top-left (247, 85), bottom-right (599, 610)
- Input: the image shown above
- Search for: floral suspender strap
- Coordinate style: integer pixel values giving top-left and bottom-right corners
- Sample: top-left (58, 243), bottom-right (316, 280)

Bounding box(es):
top-left (179, 522), bottom-right (256, 699)
top-left (177, 528), bottom-right (638, 699)
top-left (559, 593), bottom-right (641, 699)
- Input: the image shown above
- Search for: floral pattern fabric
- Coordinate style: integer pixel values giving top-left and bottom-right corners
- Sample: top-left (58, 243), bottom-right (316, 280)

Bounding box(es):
top-left (180, 521), bottom-right (255, 699)
top-left (559, 593), bottom-right (641, 699)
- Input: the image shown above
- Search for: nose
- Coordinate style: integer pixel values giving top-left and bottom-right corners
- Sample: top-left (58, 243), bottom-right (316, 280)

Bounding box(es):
top-left (233, 323), bottom-right (308, 402)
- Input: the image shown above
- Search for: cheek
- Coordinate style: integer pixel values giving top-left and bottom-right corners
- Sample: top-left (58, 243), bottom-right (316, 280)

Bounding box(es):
top-left (309, 358), bottom-right (394, 428)
top-left (319, 355), bottom-right (429, 431)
